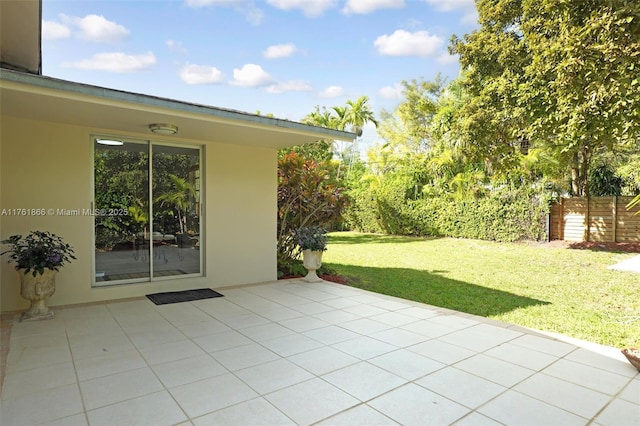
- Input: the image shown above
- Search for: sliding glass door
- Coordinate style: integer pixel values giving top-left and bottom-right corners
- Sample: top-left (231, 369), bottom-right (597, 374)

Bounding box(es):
top-left (93, 137), bottom-right (201, 285)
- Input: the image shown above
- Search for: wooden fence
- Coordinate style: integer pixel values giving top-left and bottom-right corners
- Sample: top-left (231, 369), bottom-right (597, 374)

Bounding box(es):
top-left (550, 196), bottom-right (640, 242)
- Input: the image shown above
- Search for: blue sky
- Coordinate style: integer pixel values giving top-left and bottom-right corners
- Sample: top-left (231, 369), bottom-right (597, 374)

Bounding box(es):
top-left (41, 0), bottom-right (479, 154)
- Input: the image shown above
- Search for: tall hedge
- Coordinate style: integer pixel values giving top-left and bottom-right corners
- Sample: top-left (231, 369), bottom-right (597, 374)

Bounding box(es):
top-left (345, 185), bottom-right (551, 242)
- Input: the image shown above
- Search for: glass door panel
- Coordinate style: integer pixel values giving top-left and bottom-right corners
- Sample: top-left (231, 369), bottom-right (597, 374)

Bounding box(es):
top-left (152, 145), bottom-right (201, 277)
top-left (94, 139), bottom-right (150, 284)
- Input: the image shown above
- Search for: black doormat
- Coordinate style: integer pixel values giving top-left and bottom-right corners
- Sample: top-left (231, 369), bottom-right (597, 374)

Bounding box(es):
top-left (146, 288), bottom-right (224, 305)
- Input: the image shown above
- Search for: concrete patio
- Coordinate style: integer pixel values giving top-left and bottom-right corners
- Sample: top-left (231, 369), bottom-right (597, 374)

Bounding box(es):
top-left (1, 279), bottom-right (638, 425)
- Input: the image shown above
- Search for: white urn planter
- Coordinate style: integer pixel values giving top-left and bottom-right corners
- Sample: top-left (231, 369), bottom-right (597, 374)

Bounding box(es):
top-left (18, 269), bottom-right (57, 320)
top-left (302, 250), bottom-right (324, 282)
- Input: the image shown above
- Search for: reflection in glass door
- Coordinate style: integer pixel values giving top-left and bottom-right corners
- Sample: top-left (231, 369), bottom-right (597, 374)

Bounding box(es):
top-left (152, 145), bottom-right (201, 277)
top-left (93, 138), bottom-right (201, 285)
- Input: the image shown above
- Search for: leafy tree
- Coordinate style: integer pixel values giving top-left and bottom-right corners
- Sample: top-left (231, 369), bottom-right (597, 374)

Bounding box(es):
top-left (154, 174), bottom-right (197, 234)
top-left (451, 0), bottom-right (640, 196)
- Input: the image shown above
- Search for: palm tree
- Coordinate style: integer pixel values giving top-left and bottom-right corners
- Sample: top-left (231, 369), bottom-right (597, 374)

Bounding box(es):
top-left (344, 95), bottom-right (378, 134)
top-left (155, 174), bottom-right (197, 234)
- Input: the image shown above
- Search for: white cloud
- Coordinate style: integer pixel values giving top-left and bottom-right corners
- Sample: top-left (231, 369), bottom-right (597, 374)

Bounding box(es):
top-left (421, 0), bottom-right (475, 11)
top-left (374, 30), bottom-right (443, 57)
top-left (266, 0), bottom-right (336, 17)
top-left (266, 80), bottom-right (313, 94)
top-left (166, 40), bottom-right (188, 54)
top-left (184, 0), bottom-right (264, 25)
top-left (42, 20), bottom-right (71, 40)
top-left (263, 43), bottom-right (298, 59)
top-left (461, 9), bottom-right (479, 25)
top-left (180, 64), bottom-right (224, 84)
top-left (230, 64), bottom-right (273, 87)
top-left (60, 14), bottom-right (129, 43)
top-left (66, 52), bottom-right (156, 73)
top-left (342, 0), bottom-right (404, 15)
top-left (378, 82), bottom-right (404, 100)
top-left (319, 85), bottom-right (345, 98)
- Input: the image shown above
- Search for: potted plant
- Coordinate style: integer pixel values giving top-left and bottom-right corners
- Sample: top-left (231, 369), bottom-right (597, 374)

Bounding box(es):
top-left (295, 226), bottom-right (328, 282)
top-left (1, 231), bottom-right (76, 320)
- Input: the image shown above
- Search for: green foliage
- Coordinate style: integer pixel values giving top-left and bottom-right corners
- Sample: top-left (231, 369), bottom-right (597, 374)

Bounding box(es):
top-left (294, 226), bottom-right (328, 251)
top-left (451, 0), bottom-right (640, 196)
top-left (277, 152), bottom-right (347, 273)
top-left (588, 164), bottom-right (623, 196)
top-left (1, 231), bottom-right (76, 276)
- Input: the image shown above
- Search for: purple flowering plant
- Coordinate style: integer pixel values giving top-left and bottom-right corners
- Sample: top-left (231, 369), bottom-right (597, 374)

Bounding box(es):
top-left (1, 231), bottom-right (76, 277)
top-left (295, 226), bottom-right (328, 252)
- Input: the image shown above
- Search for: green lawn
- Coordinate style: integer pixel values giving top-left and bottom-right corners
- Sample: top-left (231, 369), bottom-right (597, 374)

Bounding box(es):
top-left (322, 232), bottom-right (640, 348)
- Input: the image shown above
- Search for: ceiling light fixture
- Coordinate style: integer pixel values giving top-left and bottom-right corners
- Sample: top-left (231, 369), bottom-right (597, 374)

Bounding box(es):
top-left (149, 123), bottom-right (178, 135)
top-left (96, 139), bottom-right (124, 146)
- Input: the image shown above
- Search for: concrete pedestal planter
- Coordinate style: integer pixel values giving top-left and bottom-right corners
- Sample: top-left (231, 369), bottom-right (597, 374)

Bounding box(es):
top-left (19, 269), bottom-right (57, 320)
top-left (302, 250), bottom-right (323, 282)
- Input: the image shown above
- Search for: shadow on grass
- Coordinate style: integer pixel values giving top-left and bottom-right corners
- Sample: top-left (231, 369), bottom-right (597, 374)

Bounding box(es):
top-left (328, 233), bottom-right (442, 245)
top-left (324, 263), bottom-right (549, 318)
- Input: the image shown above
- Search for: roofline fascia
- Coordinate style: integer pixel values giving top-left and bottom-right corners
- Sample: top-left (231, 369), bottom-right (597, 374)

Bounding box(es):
top-left (0, 68), bottom-right (357, 142)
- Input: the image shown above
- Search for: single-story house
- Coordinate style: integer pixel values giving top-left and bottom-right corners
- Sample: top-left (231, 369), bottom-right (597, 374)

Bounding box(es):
top-left (0, 0), bottom-right (355, 313)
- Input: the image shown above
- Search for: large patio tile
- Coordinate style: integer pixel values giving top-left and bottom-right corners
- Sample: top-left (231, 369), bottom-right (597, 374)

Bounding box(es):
top-left (287, 346), bottom-right (360, 375)
top-left (484, 342), bottom-right (559, 370)
top-left (238, 322), bottom-right (295, 341)
top-left (68, 331), bottom-right (135, 360)
top-left (211, 342), bottom-right (280, 371)
top-left (1, 361), bottom-right (76, 400)
top-left (173, 318), bottom-right (231, 338)
top-left (192, 397), bottom-right (294, 426)
top-left (542, 358), bottom-right (633, 395)
top-left (427, 314), bottom-right (479, 330)
top-left (154, 302), bottom-right (213, 325)
top-left (370, 349), bottom-right (445, 380)
top-left (79, 367), bottom-right (163, 410)
top-left (343, 304), bottom-right (388, 317)
top-left (395, 306), bottom-right (440, 319)
top-left (509, 333), bottom-right (576, 357)
top-left (260, 333), bottom-right (324, 357)
top-left (86, 391), bottom-right (187, 426)
top-left (265, 378), bottom-right (359, 425)
top-left (332, 336), bottom-right (397, 360)
top-left (279, 315), bottom-right (331, 332)
top-left (303, 325), bottom-right (360, 345)
top-left (619, 377), bottom-right (639, 404)
top-left (152, 354), bottom-right (227, 388)
top-left (250, 305), bottom-right (305, 322)
top-left (234, 358), bottom-right (313, 394)
top-left (138, 338), bottom-right (205, 365)
top-left (369, 383), bottom-right (470, 425)
top-left (340, 318), bottom-right (392, 335)
top-left (513, 372), bottom-right (611, 418)
top-left (368, 328), bottom-right (429, 347)
top-left (407, 339), bottom-right (476, 365)
top-left (313, 309), bottom-right (361, 325)
top-left (217, 313), bottom-right (271, 330)
top-left (370, 299), bottom-right (412, 311)
top-left (74, 348), bottom-right (146, 381)
top-left (39, 412), bottom-right (88, 426)
top-left (322, 362), bottom-right (407, 401)
top-left (369, 311), bottom-right (418, 327)
top-left (0, 383), bottom-right (84, 425)
top-left (193, 330), bottom-right (253, 353)
top-left (8, 315), bottom-right (67, 338)
top-left (416, 367), bottom-right (506, 409)
top-left (6, 339), bottom-right (72, 374)
top-left (125, 326), bottom-right (185, 348)
top-left (438, 323), bottom-right (523, 352)
top-left (565, 347), bottom-right (639, 377)
top-left (399, 319), bottom-right (458, 338)
top-left (452, 412), bottom-right (503, 426)
top-left (191, 298), bottom-right (251, 317)
top-left (290, 301), bottom-right (335, 315)
top-left (318, 404), bottom-right (399, 425)
top-left (593, 398), bottom-right (640, 426)
top-left (478, 390), bottom-right (587, 425)
top-left (454, 353), bottom-right (535, 387)
top-left (170, 373), bottom-right (259, 418)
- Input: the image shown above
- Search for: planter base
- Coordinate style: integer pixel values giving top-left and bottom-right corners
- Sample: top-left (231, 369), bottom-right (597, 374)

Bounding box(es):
top-left (21, 311), bottom-right (54, 321)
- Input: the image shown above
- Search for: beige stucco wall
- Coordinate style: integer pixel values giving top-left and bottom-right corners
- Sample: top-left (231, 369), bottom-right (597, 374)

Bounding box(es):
top-left (0, 115), bottom-right (277, 312)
